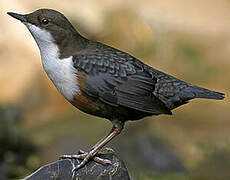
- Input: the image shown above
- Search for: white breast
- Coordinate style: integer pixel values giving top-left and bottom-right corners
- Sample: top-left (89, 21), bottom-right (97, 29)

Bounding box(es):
top-left (26, 23), bottom-right (80, 101)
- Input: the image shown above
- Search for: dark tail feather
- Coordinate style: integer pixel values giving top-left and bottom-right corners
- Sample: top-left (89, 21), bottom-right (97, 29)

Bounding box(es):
top-left (189, 85), bottom-right (225, 100)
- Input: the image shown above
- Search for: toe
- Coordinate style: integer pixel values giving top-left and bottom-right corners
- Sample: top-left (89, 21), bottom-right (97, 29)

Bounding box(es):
top-left (78, 149), bottom-right (86, 154)
top-left (98, 147), bottom-right (115, 154)
top-left (59, 154), bottom-right (86, 160)
top-left (94, 157), bottom-right (112, 165)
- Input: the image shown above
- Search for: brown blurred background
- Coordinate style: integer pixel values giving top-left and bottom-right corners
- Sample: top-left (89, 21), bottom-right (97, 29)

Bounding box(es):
top-left (0, 0), bottom-right (229, 179)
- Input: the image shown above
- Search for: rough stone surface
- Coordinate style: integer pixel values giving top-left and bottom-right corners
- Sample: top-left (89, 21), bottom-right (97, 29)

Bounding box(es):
top-left (23, 153), bottom-right (130, 180)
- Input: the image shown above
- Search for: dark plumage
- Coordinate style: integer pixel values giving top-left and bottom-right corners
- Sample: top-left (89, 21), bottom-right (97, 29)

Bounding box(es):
top-left (72, 41), bottom-right (224, 119)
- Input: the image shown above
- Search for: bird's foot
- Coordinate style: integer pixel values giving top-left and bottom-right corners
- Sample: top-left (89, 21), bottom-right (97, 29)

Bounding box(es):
top-left (59, 147), bottom-right (114, 171)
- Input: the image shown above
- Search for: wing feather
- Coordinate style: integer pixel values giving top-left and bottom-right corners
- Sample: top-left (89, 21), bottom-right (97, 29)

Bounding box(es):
top-left (73, 46), bottom-right (171, 115)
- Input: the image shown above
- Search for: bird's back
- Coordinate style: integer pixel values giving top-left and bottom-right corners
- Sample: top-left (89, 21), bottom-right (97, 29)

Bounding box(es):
top-left (72, 41), bottom-right (224, 120)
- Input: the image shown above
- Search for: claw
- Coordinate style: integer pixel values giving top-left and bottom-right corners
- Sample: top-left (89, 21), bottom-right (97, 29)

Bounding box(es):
top-left (60, 150), bottom-right (112, 171)
top-left (72, 154), bottom-right (112, 171)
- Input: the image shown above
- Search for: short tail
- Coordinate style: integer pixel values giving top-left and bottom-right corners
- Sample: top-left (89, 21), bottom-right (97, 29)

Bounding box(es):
top-left (188, 85), bottom-right (225, 100)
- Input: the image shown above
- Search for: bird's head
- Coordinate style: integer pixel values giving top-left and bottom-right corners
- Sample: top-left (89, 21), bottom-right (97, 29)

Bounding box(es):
top-left (8, 9), bottom-right (77, 46)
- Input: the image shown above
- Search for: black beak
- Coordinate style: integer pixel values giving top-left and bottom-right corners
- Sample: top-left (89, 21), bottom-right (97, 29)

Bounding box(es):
top-left (7, 12), bottom-right (27, 22)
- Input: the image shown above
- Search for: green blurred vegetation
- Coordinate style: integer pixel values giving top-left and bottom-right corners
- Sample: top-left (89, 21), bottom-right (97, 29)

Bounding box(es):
top-left (0, 107), bottom-right (40, 179)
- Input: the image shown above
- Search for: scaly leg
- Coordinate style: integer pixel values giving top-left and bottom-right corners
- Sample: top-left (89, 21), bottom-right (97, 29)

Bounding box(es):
top-left (60, 120), bottom-right (124, 171)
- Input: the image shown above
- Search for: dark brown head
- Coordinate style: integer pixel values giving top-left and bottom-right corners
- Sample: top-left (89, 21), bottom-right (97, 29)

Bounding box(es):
top-left (8, 9), bottom-right (88, 58)
top-left (8, 9), bottom-right (77, 43)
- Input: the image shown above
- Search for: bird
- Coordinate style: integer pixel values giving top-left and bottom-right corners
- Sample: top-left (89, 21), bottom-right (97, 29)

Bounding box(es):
top-left (8, 9), bottom-right (224, 171)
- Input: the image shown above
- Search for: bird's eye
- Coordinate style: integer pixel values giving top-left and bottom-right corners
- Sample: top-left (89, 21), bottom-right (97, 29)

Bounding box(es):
top-left (41, 18), bottom-right (49, 25)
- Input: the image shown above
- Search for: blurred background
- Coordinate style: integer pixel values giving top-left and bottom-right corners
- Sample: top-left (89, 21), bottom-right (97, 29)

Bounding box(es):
top-left (0, 0), bottom-right (229, 179)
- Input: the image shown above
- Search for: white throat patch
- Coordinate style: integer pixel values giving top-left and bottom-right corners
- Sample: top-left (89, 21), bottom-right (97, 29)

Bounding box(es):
top-left (26, 23), bottom-right (80, 100)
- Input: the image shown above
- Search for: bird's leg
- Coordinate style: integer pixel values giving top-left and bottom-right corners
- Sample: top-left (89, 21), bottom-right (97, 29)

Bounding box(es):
top-left (60, 120), bottom-right (124, 171)
top-left (76, 128), bottom-right (117, 156)
top-left (78, 127), bottom-right (118, 154)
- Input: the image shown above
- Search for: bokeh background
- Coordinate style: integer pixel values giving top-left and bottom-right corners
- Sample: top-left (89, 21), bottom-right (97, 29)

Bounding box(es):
top-left (1, 0), bottom-right (229, 179)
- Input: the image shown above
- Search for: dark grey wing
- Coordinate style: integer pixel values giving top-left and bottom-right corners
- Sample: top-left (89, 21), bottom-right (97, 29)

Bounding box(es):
top-left (146, 67), bottom-right (225, 110)
top-left (73, 50), bottom-right (172, 115)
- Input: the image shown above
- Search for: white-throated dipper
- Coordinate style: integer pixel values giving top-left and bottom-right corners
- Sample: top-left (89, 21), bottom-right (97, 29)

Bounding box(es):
top-left (8, 9), bottom-right (225, 171)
